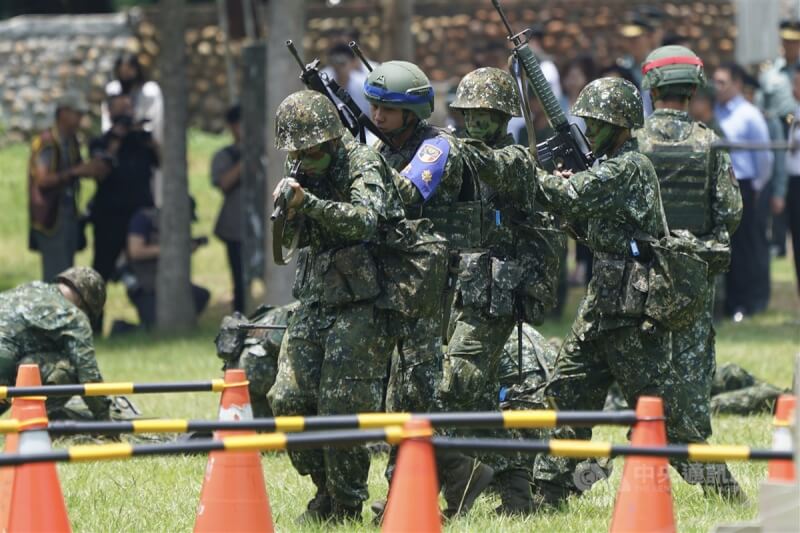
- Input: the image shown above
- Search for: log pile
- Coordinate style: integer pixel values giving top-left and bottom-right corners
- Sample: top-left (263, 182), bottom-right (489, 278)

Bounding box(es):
top-left (0, 0), bottom-right (746, 140)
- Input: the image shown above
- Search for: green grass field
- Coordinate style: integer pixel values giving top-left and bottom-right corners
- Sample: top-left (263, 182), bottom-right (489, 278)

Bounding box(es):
top-left (0, 134), bottom-right (798, 532)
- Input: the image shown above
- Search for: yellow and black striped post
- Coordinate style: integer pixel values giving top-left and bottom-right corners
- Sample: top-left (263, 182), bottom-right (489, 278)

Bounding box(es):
top-left (0, 410), bottom-right (638, 435)
top-left (0, 431), bottom-right (791, 467)
top-left (0, 379), bottom-right (231, 399)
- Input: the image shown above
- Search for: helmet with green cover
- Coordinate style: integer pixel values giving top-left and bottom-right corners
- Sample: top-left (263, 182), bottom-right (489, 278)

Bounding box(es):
top-left (275, 90), bottom-right (345, 151)
top-left (450, 67), bottom-right (521, 117)
top-left (572, 77), bottom-right (644, 129)
top-left (363, 61), bottom-right (434, 120)
top-left (55, 266), bottom-right (106, 326)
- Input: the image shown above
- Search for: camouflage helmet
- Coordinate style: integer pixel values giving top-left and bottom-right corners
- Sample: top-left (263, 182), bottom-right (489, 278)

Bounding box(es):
top-left (275, 90), bottom-right (345, 151)
top-left (364, 61), bottom-right (434, 119)
top-left (641, 45), bottom-right (706, 91)
top-left (54, 266), bottom-right (106, 325)
top-left (571, 77), bottom-right (644, 129)
top-left (450, 67), bottom-right (521, 117)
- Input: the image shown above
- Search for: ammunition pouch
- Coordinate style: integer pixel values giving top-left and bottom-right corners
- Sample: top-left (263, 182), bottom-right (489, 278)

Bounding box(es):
top-left (591, 253), bottom-right (649, 318)
top-left (422, 200), bottom-right (483, 250)
top-left (644, 235), bottom-right (709, 330)
top-left (320, 243), bottom-right (381, 306)
top-left (375, 218), bottom-right (448, 318)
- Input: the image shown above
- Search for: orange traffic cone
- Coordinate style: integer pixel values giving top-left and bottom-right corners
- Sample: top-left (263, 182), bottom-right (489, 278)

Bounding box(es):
top-left (609, 396), bottom-right (675, 533)
top-left (2, 364), bottom-right (71, 532)
top-left (0, 364), bottom-right (37, 524)
top-left (382, 419), bottom-right (441, 533)
top-left (194, 369), bottom-right (273, 533)
top-left (767, 394), bottom-right (796, 482)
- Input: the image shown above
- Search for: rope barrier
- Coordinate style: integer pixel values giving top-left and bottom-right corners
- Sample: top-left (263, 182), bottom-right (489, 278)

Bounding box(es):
top-left (0, 410), bottom-right (638, 435)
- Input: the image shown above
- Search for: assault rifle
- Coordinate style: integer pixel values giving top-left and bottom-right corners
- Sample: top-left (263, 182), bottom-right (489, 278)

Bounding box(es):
top-left (286, 40), bottom-right (392, 147)
top-left (271, 160), bottom-right (303, 266)
top-left (491, 0), bottom-right (594, 172)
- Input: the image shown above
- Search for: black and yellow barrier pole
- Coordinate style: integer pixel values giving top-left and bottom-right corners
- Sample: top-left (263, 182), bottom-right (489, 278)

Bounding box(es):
top-left (432, 437), bottom-right (794, 462)
top-left (0, 410), bottom-right (638, 435)
top-left (0, 379), bottom-right (231, 399)
top-left (0, 431), bottom-right (791, 467)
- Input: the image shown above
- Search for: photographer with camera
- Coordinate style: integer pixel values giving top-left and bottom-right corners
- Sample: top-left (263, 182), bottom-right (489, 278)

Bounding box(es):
top-left (88, 94), bottom-right (160, 293)
top-left (124, 201), bottom-right (210, 329)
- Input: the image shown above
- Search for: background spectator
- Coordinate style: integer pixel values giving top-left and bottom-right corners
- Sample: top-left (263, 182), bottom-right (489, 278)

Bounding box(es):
top-left (211, 104), bottom-right (245, 313)
top-left (101, 53), bottom-right (164, 144)
top-left (784, 70), bottom-right (800, 297)
top-left (28, 91), bottom-right (103, 281)
top-left (102, 53), bottom-right (164, 205)
top-left (89, 94), bottom-right (158, 286)
top-left (125, 205), bottom-right (209, 329)
top-left (713, 62), bottom-right (774, 319)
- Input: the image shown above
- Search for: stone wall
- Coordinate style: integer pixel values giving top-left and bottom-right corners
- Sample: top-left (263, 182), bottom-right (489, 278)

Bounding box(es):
top-left (0, 1), bottom-right (744, 141)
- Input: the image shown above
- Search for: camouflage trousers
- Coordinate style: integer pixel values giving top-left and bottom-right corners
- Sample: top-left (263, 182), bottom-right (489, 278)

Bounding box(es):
top-left (440, 304), bottom-right (527, 475)
top-left (668, 275), bottom-right (716, 440)
top-left (532, 320), bottom-right (712, 499)
top-left (267, 302), bottom-right (393, 507)
top-left (230, 349), bottom-right (278, 419)
top-left (0, 345), bottom-right (106, 420)
top-left (383, 313), bottom-right (443, 481)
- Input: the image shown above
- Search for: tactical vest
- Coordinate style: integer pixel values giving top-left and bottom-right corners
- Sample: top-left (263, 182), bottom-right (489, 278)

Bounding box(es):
top-left (640, 123), bottom-right (714, 236)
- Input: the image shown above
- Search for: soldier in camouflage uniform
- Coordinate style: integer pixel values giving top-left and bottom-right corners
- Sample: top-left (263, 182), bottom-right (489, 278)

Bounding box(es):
top-left (215, 303), bottom-right (297, 418)
top-left (635, 45), bottom-right (743, 445)
top-left (462, 77), bottom-right (744, 505)
top-left (266, 90), bottom-right (446, 523)
top-left (364, 61), bottom-right (494, 518)
top-left (0, 266), bottom-right (111, 420)
top-left (442, 67), bottom-right (565, 514)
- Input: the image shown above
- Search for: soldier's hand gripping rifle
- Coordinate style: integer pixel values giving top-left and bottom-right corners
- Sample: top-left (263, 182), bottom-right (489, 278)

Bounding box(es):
top-left (271, 160), bottom-right (303, 266)
top-left (286, 40), bottom-right (393, 147)
top-left (491, 0), bottom-right (594, 172)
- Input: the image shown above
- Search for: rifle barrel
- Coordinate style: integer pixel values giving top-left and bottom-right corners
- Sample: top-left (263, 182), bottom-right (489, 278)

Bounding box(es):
top-left (349, 41), bottom-right (373, 72)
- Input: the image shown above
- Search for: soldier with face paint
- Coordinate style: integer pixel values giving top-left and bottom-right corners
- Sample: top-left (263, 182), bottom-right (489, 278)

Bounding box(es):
top-left (267, 90), bottom-right (449, 524)
top-left (442, 67), bottom-right (566, 515)
top-left (364, 62), bottom-right (495, 520)
top-left (460, 77), bottom-right (745, 507)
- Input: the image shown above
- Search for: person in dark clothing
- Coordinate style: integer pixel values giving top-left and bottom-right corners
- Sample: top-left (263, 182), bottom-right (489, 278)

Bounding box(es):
top-left (210, 105), bottom-right (245, 312)
top-left (125, 206), bottom-right (210, 328)
top-left (89, 94), bottom-right (158, 284)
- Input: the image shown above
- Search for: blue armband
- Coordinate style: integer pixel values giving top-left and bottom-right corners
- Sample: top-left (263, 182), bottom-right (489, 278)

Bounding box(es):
top-left (400, 137), bottom-right (450, 201)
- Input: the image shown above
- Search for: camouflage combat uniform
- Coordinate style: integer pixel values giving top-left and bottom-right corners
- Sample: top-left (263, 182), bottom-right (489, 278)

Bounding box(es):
top-left (0, 281), bottom-right (110, 420)
top-left (636, 109), bottom-right (742, 440)
top-left (215, 303), bottom-right (297, 418)
top-left (267, 91), bottom-right (444, 518)
top-left (376, 118), bottom-right (466, 420)
top-left (635, 46), bottom-right (743, 443)
top-left (463, 78), bottom-right (741, 502)
top-left (440, 68), bottom-right (565, 511)
top-left (365, 61), bottom-right (495, 518)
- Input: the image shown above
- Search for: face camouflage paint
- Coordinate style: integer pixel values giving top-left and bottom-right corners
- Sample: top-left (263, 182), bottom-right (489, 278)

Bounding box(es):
top-left (584, 117), bottom-right (620, 158)
top-left (464, 109), bottom-right (504, 142)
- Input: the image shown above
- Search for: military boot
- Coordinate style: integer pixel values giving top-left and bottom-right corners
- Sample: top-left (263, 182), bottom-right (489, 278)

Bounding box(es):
top-left (330, 500), bottom-right (362, 524)
top-left (439, 453), bottom-right (494, 518)
top-left (295, 476), bottom-right (333, 524)
top-left (494, 469), bottom-right (534, 515)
